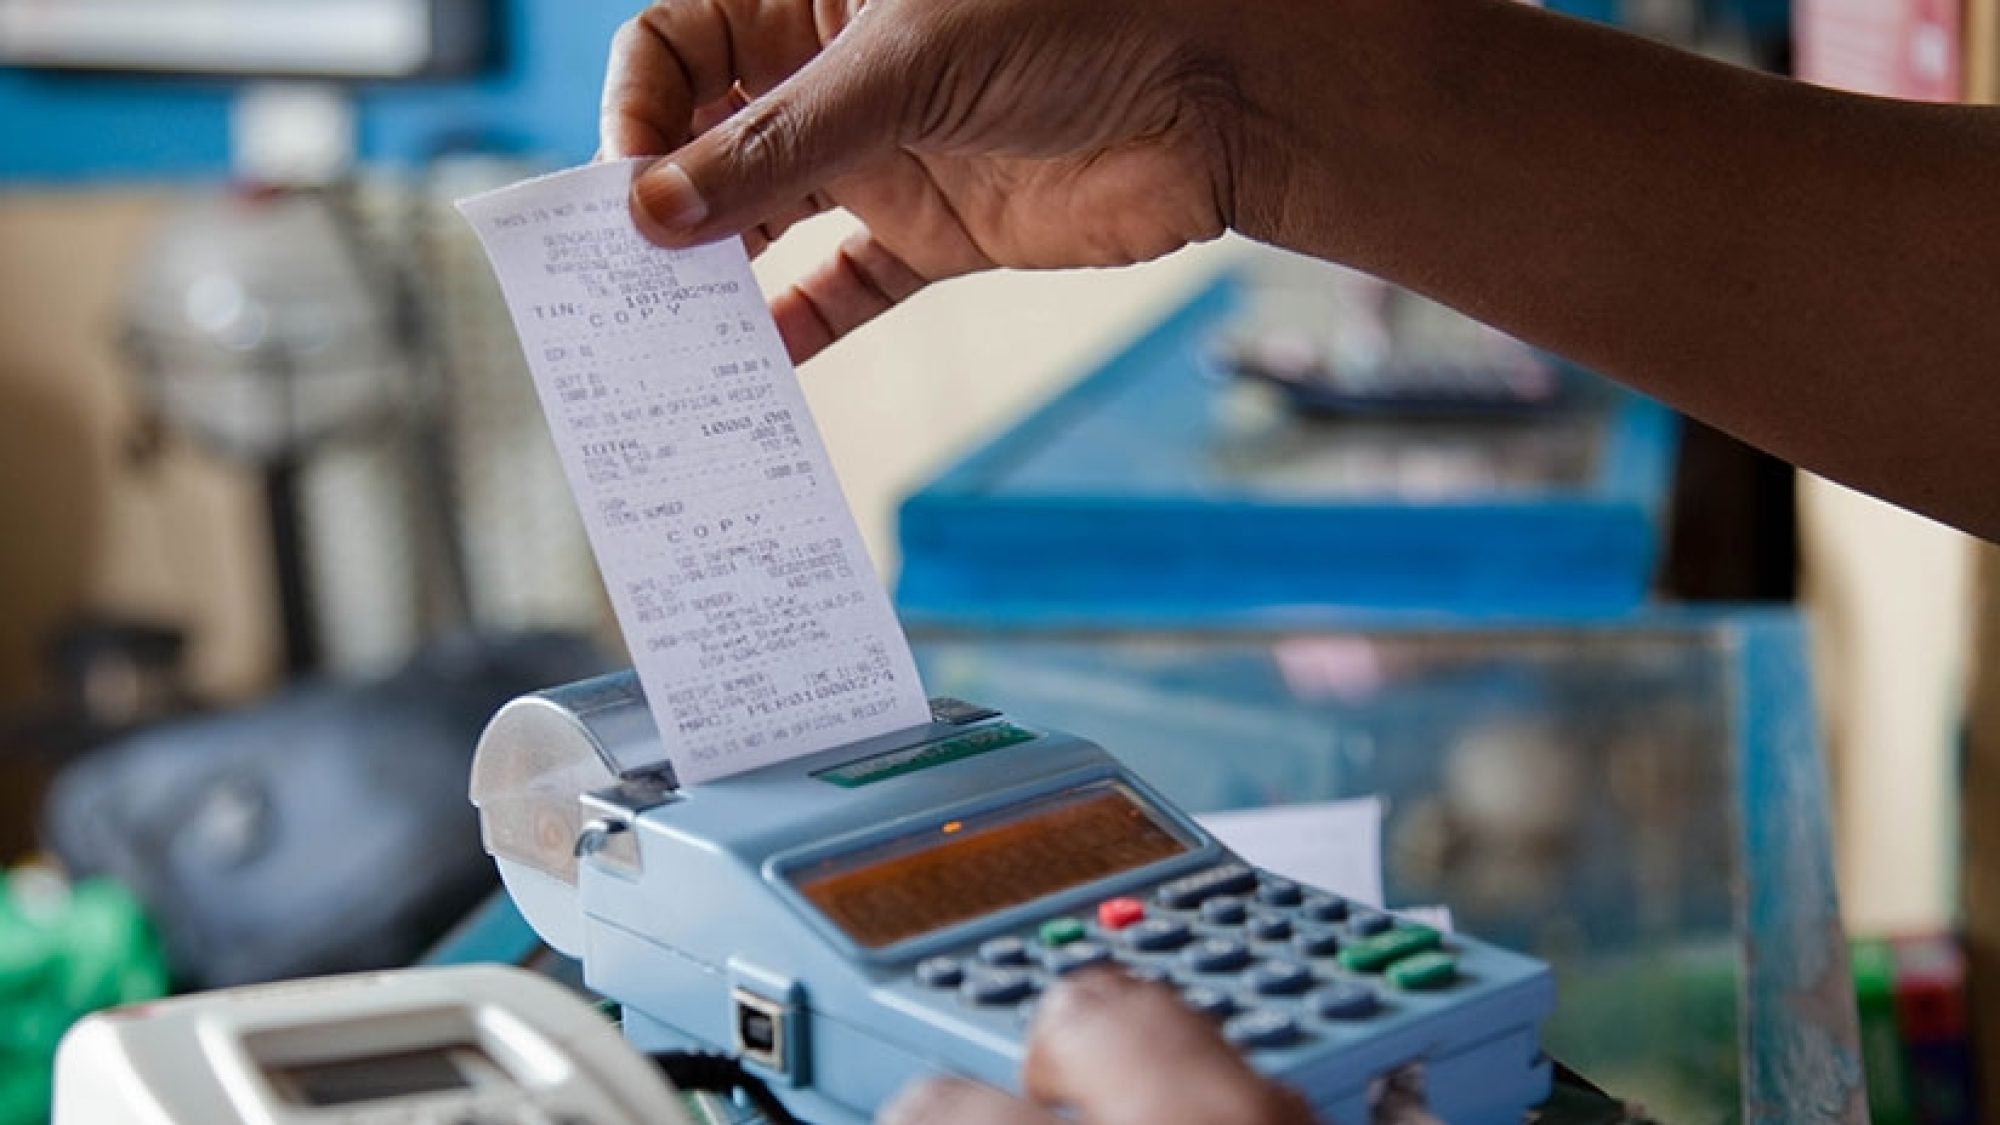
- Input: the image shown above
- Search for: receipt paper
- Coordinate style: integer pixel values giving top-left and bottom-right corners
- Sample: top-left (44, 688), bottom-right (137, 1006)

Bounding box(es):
top-left (458, 160), bottom-right (930, 784)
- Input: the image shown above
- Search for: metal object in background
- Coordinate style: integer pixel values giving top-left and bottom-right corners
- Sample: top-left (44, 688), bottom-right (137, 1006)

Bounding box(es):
top-left (123, 187), bottom-right (413, 675)
top-left (405, 157), bottom-right (609, 637)
top-left (1211, 252), bottom-right (1574, 419)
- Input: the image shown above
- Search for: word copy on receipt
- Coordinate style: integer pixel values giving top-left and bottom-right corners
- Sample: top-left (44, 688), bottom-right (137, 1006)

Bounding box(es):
top-left (458, 160), bottom-right (930, 784)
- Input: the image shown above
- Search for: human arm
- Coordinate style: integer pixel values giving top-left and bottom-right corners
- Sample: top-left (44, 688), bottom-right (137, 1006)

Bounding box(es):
top-left (602, 0), bottom-right (2000, 540)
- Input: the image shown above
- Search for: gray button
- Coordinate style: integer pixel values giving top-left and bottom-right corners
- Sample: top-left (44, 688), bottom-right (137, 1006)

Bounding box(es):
top-left (961, 968), bottom-right (1036, 1006)
top-left (915, 957), bottom-right (964, 988)
top-left (1123, 962), bottom-right (1175, 986)
top-left (1225, 1009), bottom-right (1302, 1050)
top-left (1312, 982), bottom-right (1379, 1020)
top-left (1046, 940), bottom-right (1114, 975)
top-left (1347, 911), bottom-right (1394, 937)
top-left (1185, 938), bottom-right (1252, 973)
top-left (1294, 929), bottom-right (1342, 958)
top-left (979, 937), bottom-right (1031, 966)
top-left (1303, 896), bottom-right (1350, 923)
top-left (1245, 960), bottom-right (1314, 996)
top-left (1256, 878), bottom-right (1303, 907)
top-left (1126, 917), bottom-right (1192, 952)
top-left (1200, 897), bottom-right (1249, 926)
top-left (1247, 915), bottom-right (1293, 942)
top-left (1157, 864), bottom-right (1257, 909)
top-left (1180, 984), bottom-right (1236, 1020)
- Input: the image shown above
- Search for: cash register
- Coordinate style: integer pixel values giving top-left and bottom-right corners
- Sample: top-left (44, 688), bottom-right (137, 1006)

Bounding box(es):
top-left (469, 671), bottom-right (1557, 1124)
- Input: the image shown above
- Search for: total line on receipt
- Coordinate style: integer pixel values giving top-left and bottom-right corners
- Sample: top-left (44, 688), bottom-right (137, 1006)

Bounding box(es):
top-left (457, 160), bottom-right (931, 784)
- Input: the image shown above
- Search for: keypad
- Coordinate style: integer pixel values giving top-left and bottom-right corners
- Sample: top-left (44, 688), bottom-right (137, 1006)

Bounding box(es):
top-left (1185, 938), bottom-right (1253, 974)
top-left (1180, 984), bottom-right (1236, 1021)
top-left (1339, 926), bottom-right (1442, 973)
top-left (1200, 896), bottom-right (1249, 925)
top-left (1247, 914), bottom-right (1293, 942)
top-left (915, 956), bottom-right (964, 989)
top-left (1347, 910), bottom-right (1394, 938)
top-left (1155, 863), bottom-right (1258, 909)
top-left (962, 968), bottom-right (1037, 1006)
top-left (1294, 928), bottom-right (1342, 958)
top-left (1097, 897), bottom-right (1146, 931)
top-left (1245, 960), bottom-right (1314, 996)
top-left (1224, 1009), bottom-right (1302, 1050)
top-left (1386, 951), bottom-right (1458, 991)
top-left (1045, 940), bottom-right (1114, 975)
top-left (1256, 878), bottom-right (1303, 907)
top-left (979, 937), bottom-right (1031, 967)
top-left (1302, 896), bottom-right (1350, 924)
top-left (1039, 917), bottom-right (1086, 947)
top-left (906, 864), bottom-right (1458, 1056)
top-left (1312, 982), bottom-right (1379, 1020)
top-left (1125, 917), bottom-right (1192, 952)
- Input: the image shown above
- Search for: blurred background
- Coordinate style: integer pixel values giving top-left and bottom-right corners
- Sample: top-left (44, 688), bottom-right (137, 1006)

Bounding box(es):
top-left (0, 0), bottom-right (1991, 1121)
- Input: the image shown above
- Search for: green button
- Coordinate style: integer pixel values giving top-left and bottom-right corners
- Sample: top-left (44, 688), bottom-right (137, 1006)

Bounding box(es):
top-left (1039, 918), bottom-right (1087, 947)
top-left (1337, 926), bottom-right (1441, 973)
top-left (1386, 950), bottom-right (1459, 990)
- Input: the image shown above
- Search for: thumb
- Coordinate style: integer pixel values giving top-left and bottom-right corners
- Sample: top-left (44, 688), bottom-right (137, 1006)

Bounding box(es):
top-left (629, 27), bottom-right (908, 248)
top-left (1022, 971), bottom-right (1316, 1125)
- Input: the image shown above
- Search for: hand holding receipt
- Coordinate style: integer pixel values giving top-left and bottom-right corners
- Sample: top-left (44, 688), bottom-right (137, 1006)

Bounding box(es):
top-left (457, 160), bottom-right (929, 785)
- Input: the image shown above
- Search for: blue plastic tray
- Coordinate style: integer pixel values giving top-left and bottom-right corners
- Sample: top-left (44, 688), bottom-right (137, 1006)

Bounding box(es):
top-left (895, 273), bottom-right (1679, 620)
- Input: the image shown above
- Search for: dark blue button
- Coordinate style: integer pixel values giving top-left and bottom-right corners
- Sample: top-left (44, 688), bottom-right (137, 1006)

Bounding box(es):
top-left (1303, 896), bottom-right (1350, 923)
top-left (1247, 915), bottom-right (1293, 942)
top-left (1046, 940), bottom-right (1114, 975)
top-left (1200, 897), bottom-right (1249, 926)
top-left (1256, 878), bottom-right (1303, 907)
top-left (1224, 1009), bottom-right (1302, 1050)
top-left (1294, 929), bottom-right (1342, 958)
top-left (1347, 911), bottom-right (1394, 937)
top-left (1126, 918), bottom-right (1193, 952)
top-left (961, 968), bottom-right (1036, 1006)
top-left (1312, 982), bottom-right (1379, 1020)
top-left (979, 937), bottom-right (1031, 966)
top-left (1245, 960), bottom-right (1314, 996)
top-left (1157, 864), bottom-right (1257, 909)
top-left (1185, 938), bottom-right (1252, 973)
top-left (1180, 985), bottom-right (1236, 1020)
top-left (915, 957), bottom-right (964, 988)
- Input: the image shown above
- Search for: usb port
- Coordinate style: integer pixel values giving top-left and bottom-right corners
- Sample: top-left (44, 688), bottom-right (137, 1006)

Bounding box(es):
top-left (732, 989), bottom-right (787, 1072)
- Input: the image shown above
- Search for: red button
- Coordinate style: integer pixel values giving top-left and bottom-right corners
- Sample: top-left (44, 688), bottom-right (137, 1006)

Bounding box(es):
top-left (1098, 898), bottom-right (1145, 930)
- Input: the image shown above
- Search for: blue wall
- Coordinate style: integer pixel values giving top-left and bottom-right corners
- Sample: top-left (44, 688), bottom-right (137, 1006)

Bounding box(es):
top-left (0, 1), bottom-right (627, 184)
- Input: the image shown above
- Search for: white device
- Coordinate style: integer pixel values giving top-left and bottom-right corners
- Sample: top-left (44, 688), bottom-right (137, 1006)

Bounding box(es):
top-left (0, 0), bottom-right (488, 78)
top-left (52, 964), bottom-right (694, 1125)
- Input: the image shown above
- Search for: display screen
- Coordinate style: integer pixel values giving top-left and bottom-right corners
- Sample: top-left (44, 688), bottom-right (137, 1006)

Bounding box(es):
top-left (273, 1045), bottom-right (488, 1107)
top-left (792, 782), bottom-right (1191, 949)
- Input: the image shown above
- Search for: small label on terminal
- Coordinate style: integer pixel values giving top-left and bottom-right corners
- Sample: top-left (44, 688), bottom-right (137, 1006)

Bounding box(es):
top-left (815, 723), bottom-right (1040, 788)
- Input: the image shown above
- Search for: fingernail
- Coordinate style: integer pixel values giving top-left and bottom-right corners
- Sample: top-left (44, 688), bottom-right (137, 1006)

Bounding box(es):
top-left (1041, 970), bottom-right (1130, 1022)
top-left (637, 161), bottom-right (708, 233)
